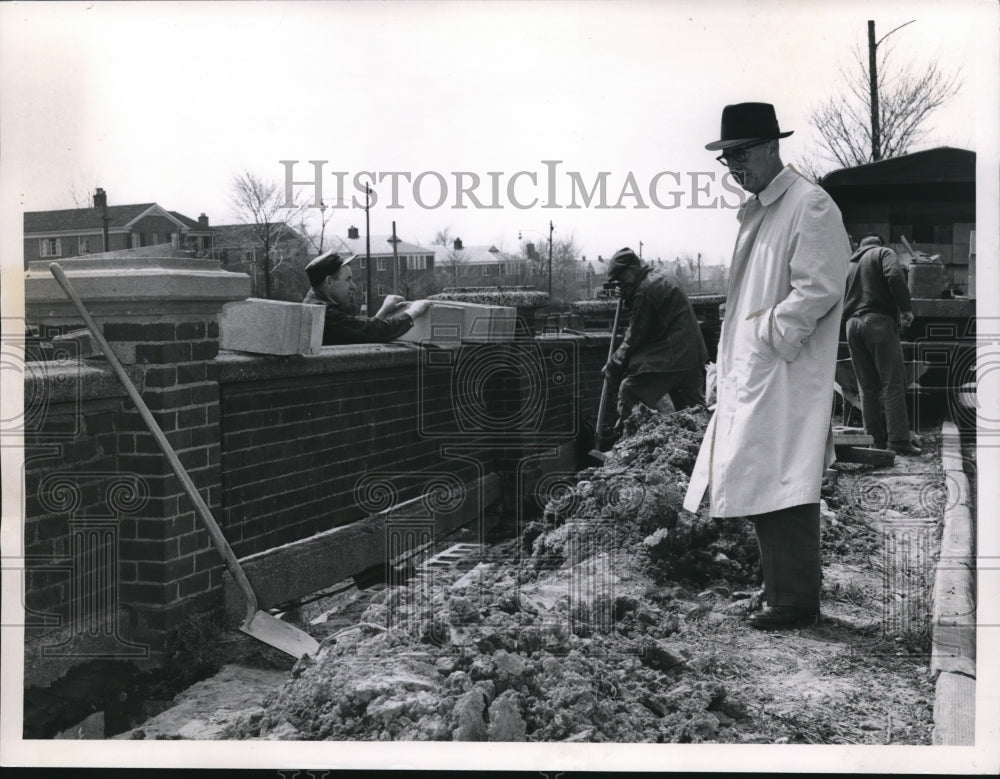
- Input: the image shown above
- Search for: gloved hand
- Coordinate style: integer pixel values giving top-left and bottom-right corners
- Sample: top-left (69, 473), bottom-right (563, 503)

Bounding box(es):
top-left (899, 311), bottom-right (914, 329)
top-left (602, 360), bottom-right (624, 384)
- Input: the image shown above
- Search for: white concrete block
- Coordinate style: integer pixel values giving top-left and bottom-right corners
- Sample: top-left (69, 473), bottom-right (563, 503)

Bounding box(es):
top-left (397, 303), bottom-right (467, 347)
top-left (435, 301), bottom-right (517, 342)
top-left (220, 298), bottom-right (324, 355)
top-left (397, 301), bottom-right (517, 346)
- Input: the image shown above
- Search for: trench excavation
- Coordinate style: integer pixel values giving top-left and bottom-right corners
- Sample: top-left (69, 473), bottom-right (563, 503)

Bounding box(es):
top-left (208, 405), bottom-right (768, 742)
top-left (37, 404), bottom-right (941, 743)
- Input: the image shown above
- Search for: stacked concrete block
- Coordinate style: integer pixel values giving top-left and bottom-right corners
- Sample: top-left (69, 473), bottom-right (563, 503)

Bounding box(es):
top-left (397, 301), bottom-right (516, 346)
top-left (220, 298), bottom-right (324, 356)
top-left (396, 303), bottom-right (467, 347)
top-left (451, 301), bottom-right (516, 342)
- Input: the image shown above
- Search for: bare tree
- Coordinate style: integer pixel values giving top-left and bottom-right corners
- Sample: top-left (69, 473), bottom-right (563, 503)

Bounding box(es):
top-left (293, 201), bottom-right (338, 257)
top-left (809, 37), bottom-right (960, 173)
top-left (229, 170), bottom-right (306, 299)
top-left (67, 175), bottom-right (100, 209)
top-left (515, 235), bottom-right (583, 305)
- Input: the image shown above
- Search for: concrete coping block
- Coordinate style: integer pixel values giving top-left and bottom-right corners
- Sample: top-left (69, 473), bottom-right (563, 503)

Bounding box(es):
top-left (396, 303), bottom-right (467, 348)
top-left (25, 255), bottom-right (250, 326)
top-left (22, 359), bottom-right (128, 403)
top-left (941, 505), bottom-right (974, 549)
top-left (398, 301), bottom-right (517, 345)
top-left (930, 654), bottom-right (976, 679)
top-left (51, 328), bottom-right (97, 358)
top-left (220, 298), bottom-right (324, 356)
top-left (932, 671), bottom-right (975, 745)
top-left (216, 342), bottom-right (421, 384)
top-left (940, 452), bottom-right (966, 472)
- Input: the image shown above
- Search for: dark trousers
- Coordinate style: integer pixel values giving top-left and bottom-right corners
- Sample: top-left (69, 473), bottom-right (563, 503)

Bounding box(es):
top-left (751, 503), bottom-right (821, 610)
top-left (846, 313), bottom-right (910, 447)
top-left (617, 368), bottom-right (705, 423)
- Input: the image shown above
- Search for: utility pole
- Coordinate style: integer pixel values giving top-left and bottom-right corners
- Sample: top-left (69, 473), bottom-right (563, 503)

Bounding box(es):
top-left (364, 182), bottom-right (373, 314)
top-left (639, 241), bottom-right (643, 260)
top-left (868, 20), bottom-right (880, 162)
top-left (868, 19), bottom-right (916, 162)
top-left (697, 252), bottom-right (702, 293)
top-left (389, 221), bottom-right (400, 294)
top-left (547, 220), bottom-right (554, 296)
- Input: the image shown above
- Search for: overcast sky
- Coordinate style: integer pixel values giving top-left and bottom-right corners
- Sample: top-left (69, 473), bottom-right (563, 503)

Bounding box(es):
top-left (0, 0), bottom-right (995, 271)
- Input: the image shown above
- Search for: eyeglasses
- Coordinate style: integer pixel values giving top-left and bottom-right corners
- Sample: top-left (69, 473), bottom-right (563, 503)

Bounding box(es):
top-left (716, 139), bottom-right (769, 167)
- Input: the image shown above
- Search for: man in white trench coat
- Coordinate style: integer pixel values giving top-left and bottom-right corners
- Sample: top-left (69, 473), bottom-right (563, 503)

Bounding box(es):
top-left (683, 103), bottom-right (851, 629)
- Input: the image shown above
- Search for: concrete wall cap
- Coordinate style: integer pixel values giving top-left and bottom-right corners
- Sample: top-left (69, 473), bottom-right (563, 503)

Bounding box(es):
top-left (25, 257), bottom-right (251, 325)
top-left (216, 342), bottom-right (422, 383)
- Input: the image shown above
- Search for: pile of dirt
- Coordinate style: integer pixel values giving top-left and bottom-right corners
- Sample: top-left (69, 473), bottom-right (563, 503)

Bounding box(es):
top-left (224, 407), bottom-right (936, 744)
top-left (525, 405), bottom-right (759, 588)
top-left (227, 406), bottom-right (760, 742)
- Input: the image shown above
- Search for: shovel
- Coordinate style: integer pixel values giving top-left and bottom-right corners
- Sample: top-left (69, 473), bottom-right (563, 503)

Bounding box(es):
top-left (49, 263), bottom-right (319, 660)
top-left (588, 294), bottom-right (625, 463)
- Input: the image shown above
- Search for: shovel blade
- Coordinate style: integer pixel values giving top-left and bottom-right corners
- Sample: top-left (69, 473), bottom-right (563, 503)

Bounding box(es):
top-left (241, 610), bottom-right (319, 659)
top-left (588, 449), bottom-right (609, 463)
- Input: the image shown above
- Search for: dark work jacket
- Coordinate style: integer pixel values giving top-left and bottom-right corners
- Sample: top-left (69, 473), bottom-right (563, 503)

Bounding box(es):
top-left (608, 266), bottom-right (709, 376)
top-left (303, 288), bottom-right (413, 345)
top-left (843, 245), bottom-right (912, 320)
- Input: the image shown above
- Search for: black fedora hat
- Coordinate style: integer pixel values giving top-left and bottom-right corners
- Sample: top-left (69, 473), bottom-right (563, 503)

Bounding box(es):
top-left (705, 102), bottom-right (793, 151)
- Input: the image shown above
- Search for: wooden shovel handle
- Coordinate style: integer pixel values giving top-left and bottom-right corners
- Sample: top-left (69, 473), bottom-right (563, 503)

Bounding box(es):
top-left (48, 263), bottom-right (258, 621)
top-left (594, 295), bottom-right (625, 449)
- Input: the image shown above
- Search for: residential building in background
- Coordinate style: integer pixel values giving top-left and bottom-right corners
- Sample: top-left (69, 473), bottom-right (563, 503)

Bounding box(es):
top-left (327, 226), bottom-right (438, 302)
top-left (431, 239), bottom-right (530, 288)
top-left (23, 188), bottom-right (214, 267)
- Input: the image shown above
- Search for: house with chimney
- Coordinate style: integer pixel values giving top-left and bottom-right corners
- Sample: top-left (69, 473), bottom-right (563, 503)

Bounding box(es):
top-left (22, 188), bottom-right (214, 267)
top-left (432, 238), bottom-right (536, 289)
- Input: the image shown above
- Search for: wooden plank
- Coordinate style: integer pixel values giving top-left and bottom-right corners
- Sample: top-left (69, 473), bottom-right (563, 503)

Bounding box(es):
top-left (223, 473), bottom-right (501, 618)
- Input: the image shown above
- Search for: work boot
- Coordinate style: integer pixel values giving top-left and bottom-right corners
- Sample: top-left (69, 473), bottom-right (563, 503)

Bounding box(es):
top-left (748, 606), bottom-right (819, 630)
top-left (888, 441), bottom-right (921, 456)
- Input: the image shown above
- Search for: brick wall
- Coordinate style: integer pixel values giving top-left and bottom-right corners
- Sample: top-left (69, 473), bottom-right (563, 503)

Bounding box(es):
top-left (23, 316), bottom-right (226, 658)
top-left (23, 330), bottom-right (608, 661)
top-left (217, 352), bottom-right (489, 557)
top-left (23, 362), bottom-right (125, 633)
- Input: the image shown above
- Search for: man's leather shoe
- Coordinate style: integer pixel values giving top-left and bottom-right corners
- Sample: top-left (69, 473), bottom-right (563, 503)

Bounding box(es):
top-left (888, 442), bottom-right (921, 457)
top-left (748, 606), bottom-right (819, 629)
